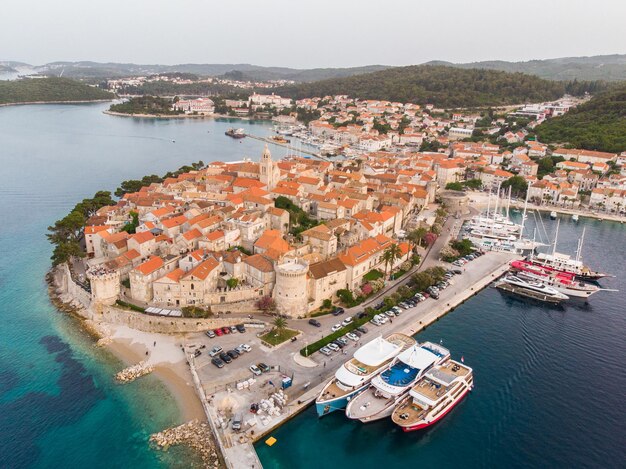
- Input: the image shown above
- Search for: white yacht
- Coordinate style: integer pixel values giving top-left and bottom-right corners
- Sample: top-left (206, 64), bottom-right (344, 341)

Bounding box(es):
top-left (501, 274), bottom-right (569, 300)
top-left (345, 342), bottom-right (450, 423)
top-left (315, 334), bottom-right (415, 417)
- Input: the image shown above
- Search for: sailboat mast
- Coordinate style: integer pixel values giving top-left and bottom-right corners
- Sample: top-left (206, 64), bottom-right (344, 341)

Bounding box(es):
top-left (493, 182), bottom-right (501, 219)
top-left (486, 187), bottom-right (492, 218)
top-left (576, 227), bottom-right (586, 262)
top-left (552, 219), bottom-right (560, 255)
top-left (506, 185), bottom-right (512, 219)
top-left (520, 181), bottom-right (530, 240)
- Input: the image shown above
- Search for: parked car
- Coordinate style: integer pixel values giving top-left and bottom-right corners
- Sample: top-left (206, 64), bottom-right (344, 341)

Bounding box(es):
top-left (332, 340), bottom-right (344, 349)
top-left (257, 363), bottom-right (271, 373)
top-left (214, 328), bottom-right (223, 336)
top-left (222, 327), bottom-right (231, 334)
top-left (235, 345), bottom-right (246, 354)
top-left (453, 269), bottom-right (463, 275)
top-left (336, 337), bottom-right (349, 346)
top-left (227, 349), bottom-right (240, 359)
top-left (352, 329), bottom-right (362, 337)
top-left (384, 310), bottom-right (395, 318)
top-left (211, 358), bottom-right (225, 368)
top-left (308, 319), bottom-right (322, 327)
top-left (356, 311), bottom-right (368, 319)
top-left (346, 332), bottom-right (359, 342)
top-left (319, 347), bottom-right (332, 356)
top-left (331, 324), bottom-right (342, 332)
top-left (399, 302), bottom-right (410, 309)
top-left (236, 324), bottom-right (246, 333)
top-left (205, 330), bottom-right (216, 339)
top-left (209, 346), bottom-right (223, 357)
top-left (230, 325), bottom-right (238, 333)
top-left (249, 364), bottom-right (262, 376)
top-left (357, 326), bottom-right (368, 334)
top-left (219, 352), bottom-right (232, 364)
top-left (341, 316), bottom-right (353, 327)
top-left (239, 343), bottom-right (252, 353)
top-left (327, 343), bottom-right (340, 352)
top-left (232, 413), bottom-right (243, 432)
top-left (332, 307), bottom-right (345, 316)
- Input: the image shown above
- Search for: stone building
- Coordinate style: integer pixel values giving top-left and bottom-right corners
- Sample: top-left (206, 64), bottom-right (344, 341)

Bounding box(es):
top-left (273, 257), bottom-right (309, 317)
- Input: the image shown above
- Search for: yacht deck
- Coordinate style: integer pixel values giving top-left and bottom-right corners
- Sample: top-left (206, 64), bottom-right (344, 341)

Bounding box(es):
top-left (392, 397), bottom-right (428, 425)
top-left (346, 386), bottom-right (394, 420)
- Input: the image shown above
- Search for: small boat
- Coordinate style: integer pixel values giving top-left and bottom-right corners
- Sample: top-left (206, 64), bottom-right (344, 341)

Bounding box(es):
top-left (392, 360), bottom-right (473, 431)
top-left (572, 213), bottom-right (579, 222)
top-left (225, 128), bottom-right (245, 139)
top-left (550, 211), bottom-right (557, 220)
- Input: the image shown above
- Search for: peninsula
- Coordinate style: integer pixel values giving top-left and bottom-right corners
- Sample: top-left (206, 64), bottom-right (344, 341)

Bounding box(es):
top-left (0, 77), bottom-right (113, 106)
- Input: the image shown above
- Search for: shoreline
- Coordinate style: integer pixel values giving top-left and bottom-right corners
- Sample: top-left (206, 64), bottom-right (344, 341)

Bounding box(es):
top-left (103, 109), bottom-right (274, 122)
top-left (0, 99), bottom-right (113, 107)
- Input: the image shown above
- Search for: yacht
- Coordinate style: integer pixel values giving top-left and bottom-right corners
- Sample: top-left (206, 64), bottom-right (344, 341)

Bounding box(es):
top-left (500, 274), bottom-right (569, 301)
top-left (315, 334), bottom-right (415, 417)
top-left (392, 360), bottom-right (473, 432)
top-left (510, 260), bottom-right (600, 298)
top-left (345, 342), bottom-right (449, 423)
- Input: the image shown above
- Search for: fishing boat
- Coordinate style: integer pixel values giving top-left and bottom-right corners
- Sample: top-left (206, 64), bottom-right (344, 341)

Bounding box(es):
top-left (497, 274), bottom-right (569, 303)
top-left (392, 360), bottom-right (473, 432)
top-left (572, 213), bottom-right (579, 222)
top-left (550, 211), bottom-right (557, 220)
top-left (225, 128), bottom-right (245, 139)
top-left (315, 334), bottom-right (415, 417)
top-left (345, 342), bottom-right (449, 423)
top-left (509, 260), bottom-right (600, 298)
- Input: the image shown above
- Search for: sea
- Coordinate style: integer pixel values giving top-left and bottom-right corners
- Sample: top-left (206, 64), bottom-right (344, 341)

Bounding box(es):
top-left (0, 102), bottom-right (281, 468)
top-left (0, 102), bottom-right (624, 469)
top-left (256, 214), bottom-right (626, 468)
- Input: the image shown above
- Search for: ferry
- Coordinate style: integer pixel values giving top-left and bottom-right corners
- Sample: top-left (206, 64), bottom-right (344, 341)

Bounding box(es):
top-left (345, 342), bottom-right (449, 423)
top-left (225, 128), bottom-right (245, 139)
top-left (499, 274), bottom-right (569, 302)
top-left (510, 260), bottom-right (600, 298)
top-left (392, 360), bottom-right (473, 432)
top-left (315, 334), bottom-right (415, 417)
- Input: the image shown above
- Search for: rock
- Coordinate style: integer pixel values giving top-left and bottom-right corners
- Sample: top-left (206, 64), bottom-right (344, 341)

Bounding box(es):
top-left (115, 361), bottom-right (154, 383)
top-left (150, 420), bottom-right (223, 468)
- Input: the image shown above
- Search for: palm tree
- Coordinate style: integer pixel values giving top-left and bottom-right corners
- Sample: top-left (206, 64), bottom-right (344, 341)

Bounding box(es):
top-left (408, 227), bottom-right (427, 249)
top-left (273, 315), bottom-right (288, 336)
top-left (382, 244), bottom-right (402, 279)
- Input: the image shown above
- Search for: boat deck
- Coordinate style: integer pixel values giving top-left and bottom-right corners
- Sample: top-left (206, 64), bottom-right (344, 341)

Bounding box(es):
top-left (347, 387), bottom-right (394, 420)
top-left (392, 397), bottom-right (428, 424)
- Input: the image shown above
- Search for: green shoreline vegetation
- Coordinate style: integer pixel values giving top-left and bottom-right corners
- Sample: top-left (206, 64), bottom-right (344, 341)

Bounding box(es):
top-left (0, 77), bottom-right (113, 105)
top-left (108, 96), bottom-right (184, 116)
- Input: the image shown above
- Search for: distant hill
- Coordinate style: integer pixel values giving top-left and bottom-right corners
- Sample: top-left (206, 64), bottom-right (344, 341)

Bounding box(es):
top-left (424, 54), bottom-right (626, 82)
top-left (535, 84), bottom-right (626, 153)
top-left (276, 65), bottom-right (577, 108)
top-left (0, 77), bottom-right (113, 105)
top-left (31, 61), bottom-right (390, 82)
top-left (0, 64), bottom-right (17, 73)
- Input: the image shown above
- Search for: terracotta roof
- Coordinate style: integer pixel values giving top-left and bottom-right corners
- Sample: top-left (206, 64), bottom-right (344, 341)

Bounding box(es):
top-left (309, 258), bottom-right (346, 279)
top-left (184, 257), bottom-right (219, 281)
top-left (130, 231), bottom-right (155, 244)
top-left (244, 254), bottom-right (274, 273)
top-left (135, 256), bottom-right (164, 276)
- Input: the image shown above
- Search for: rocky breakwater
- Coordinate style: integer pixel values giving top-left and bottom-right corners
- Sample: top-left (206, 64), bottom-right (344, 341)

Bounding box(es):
top-left (115, 361), bottom-right (154, 383)
top-left (150, 420), bottom-right (222, 468)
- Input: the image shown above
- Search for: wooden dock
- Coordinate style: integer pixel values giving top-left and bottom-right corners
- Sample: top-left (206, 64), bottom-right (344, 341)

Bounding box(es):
top-left (245, 133), bottom-right (330, 162)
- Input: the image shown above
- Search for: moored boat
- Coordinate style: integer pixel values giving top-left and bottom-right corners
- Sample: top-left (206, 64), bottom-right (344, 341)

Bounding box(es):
top-left (509, 260), bottom-right (600, 298)
top-left (497, 274), bottom-right (569, 303)
top-left (550, 211), bottom-right (557, 220)
top-left (392, 360), bottom-right (473, 431)
top-left (315, 333), bottom-right (416, 417)
top-left (225, 128), bottom-right (245, 138)
top-left (345, 342), bottom-right (449, 423)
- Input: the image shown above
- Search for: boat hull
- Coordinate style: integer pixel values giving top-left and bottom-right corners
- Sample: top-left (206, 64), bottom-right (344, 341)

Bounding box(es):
top-left (399, 386), bottom-right (471, 432)
top-left (316, 386), bottom-right (365, 417)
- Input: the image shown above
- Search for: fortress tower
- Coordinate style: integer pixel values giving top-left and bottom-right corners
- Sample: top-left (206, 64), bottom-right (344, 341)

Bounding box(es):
top-left (259, 145), bottom-right (279, 190)
top-left (86, 267), bottom-right (121, 306)
top-left (273, 257), bottom-right (309, 318)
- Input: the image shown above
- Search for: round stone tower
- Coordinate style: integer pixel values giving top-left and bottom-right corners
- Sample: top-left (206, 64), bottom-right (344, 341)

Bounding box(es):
top-left (86, 267), bottom-right (121, 306)
top-left (273, 257), bottom-right (309, 318)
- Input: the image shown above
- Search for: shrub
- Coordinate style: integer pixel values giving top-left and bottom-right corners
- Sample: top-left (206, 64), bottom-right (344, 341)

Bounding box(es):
top-left (226, 278), bottom-right (239, 289)
top-left (181, 306), bottom-right (212, 318)
top-left (256, 295), bottom-right (276, 313)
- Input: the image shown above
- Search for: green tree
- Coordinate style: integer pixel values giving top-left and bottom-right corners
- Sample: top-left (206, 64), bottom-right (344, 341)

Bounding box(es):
top-left (445, 182), bottom-right (464, 191)
top-left (273, 315), bottom-right (288, 334)
top-left (502, 175), bottom-right (528, 198)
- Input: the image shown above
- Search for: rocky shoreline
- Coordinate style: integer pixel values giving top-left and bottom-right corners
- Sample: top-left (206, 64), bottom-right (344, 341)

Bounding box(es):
top-left (150, 420), bottom-right (224, 468)
top-left (115, 361), bottom-right (155, 383)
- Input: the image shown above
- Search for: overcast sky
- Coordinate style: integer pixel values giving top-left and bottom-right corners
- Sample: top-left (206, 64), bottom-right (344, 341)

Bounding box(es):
top-left (2, 0), bottom-right (625, 67)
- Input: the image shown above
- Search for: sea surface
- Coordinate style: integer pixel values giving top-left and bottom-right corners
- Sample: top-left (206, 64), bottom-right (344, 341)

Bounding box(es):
top-left (256, 214), bottom-right (626, 468)
top-left (0, 103), bottom-right (280, 468)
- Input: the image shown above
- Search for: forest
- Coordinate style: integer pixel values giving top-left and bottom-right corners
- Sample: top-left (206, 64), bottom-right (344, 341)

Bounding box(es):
top-left (0, 77), bottom-right (112, 105)
top-left (276, 65), bottom-right (600, 108)
top-left (535, 84), bottom-right (626, 153)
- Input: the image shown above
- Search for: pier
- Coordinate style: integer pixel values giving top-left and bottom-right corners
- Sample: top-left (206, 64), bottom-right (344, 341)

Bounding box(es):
top-left (245, 133), bottom-right (330, 162)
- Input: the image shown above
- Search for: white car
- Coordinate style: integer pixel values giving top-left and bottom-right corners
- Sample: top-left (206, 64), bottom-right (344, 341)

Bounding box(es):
top-left (377, 315), bottom-right (389, 324)
top-left (370, 318), bottom-right (382, 326)
top-left (384, 310), bottom-right (395, 318)
top-left (319, 347), bottom-right (332, 356)
top-left (327, 342), bottom-right (340, 352)
top-left (346, 332), bottom-right (359, 342)
top-left (239, 344), bottom-right (252, 353)
top-left (249, 364), bottom-right (262, 376)
top-left (331, 324), bottom-right (343, 332)
top-left (341, 316), bottom-right (353, 327)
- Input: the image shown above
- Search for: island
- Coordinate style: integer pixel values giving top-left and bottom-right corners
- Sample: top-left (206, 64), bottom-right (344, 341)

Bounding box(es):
top-left (0, 77), bottom-right (113, 106)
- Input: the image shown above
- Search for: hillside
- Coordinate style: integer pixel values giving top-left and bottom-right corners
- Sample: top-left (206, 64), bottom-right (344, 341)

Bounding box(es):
top-left (535, 84), bottom-right (626, 153)
top-left (425, 54), bottom-right (626, 82)
top-left (276, 65), bottom-right (571, 108)
top-left (0, 77), bottom-right (113, 105)
top-left (32, 61), bottom-right (389, 82)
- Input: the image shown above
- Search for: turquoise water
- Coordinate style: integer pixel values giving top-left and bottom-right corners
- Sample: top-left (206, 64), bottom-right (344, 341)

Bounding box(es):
top-left (256, 216), bottom-right (626, 468)
top-left (0, 103), bottom-right (279, 468)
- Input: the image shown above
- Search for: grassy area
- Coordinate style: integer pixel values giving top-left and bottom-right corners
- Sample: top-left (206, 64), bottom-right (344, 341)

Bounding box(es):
top-left (363, 269), bottom-right (384, 281)
top-left (116, 300), bottom-right (145, 313)
top-left (260, 328), bottom-right (299, 346)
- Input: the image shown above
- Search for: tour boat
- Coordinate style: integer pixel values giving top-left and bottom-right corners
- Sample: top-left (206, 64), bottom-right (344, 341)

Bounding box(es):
top-left (392, 360), bottom-right (473, 432)
top-left (345, 342), bottom-right (449, 423)
top-left (509, 260), bottom-right (600, 298)
top-left (528, 225), bottom-right (608, 281)
top-left (315, 334), bottom-right (416, 417)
